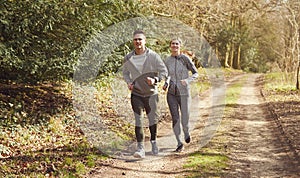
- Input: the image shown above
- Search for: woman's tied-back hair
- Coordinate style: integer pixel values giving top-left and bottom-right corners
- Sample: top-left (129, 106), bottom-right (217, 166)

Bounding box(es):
top-left (169, 37), bottom-right (201, 67)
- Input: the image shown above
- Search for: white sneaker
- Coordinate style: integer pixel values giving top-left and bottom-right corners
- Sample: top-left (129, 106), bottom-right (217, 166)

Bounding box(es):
top-left (133, 148), bottom-right (145, 158)
top-left (151, 140), bottom-right (158, 155)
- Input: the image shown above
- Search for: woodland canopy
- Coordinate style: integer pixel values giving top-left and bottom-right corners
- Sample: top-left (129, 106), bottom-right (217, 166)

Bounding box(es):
top-left (1, 0), bottom-right (299, 86)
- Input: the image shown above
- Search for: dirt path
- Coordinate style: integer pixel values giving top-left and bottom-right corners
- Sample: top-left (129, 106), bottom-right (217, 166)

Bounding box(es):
top-left (87, 73), bottom-right (300, 178)
top-left (224, 74), bottom-right (300, 177)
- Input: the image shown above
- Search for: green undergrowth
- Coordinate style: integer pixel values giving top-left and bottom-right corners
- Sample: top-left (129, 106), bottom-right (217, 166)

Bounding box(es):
top-left (0, 76), bottom-right (132, 177)
top-left (264, 72), bottom-right (298, 92)
top-left (191, 68), bottom-right (211, 97)
top-left (0, 115), bottom-right (109, 177)
top-left (183, 133), bottom-right (230, 177)
top-left (1, 129), bottom-right (107, 177)
top-left (263, 72), bottom-right (300, 108)
top-left (184, 149), bottom-right (229, 177)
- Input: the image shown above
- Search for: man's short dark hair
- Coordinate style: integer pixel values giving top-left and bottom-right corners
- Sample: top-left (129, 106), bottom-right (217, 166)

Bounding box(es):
top-left (133, 30), bottom-right (145, 36)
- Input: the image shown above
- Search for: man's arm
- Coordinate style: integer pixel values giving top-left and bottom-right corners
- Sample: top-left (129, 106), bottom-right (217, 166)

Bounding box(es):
top-left (122, 56), bottom-right (134, 90)
top-left (155, 54), bottom-right (168, 83)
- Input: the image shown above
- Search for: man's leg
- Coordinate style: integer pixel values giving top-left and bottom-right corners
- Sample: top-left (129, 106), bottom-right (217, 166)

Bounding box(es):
top-left (131, 94), bottom-right (145, 158)
top-left (146, 94), bottom-right (159, 155)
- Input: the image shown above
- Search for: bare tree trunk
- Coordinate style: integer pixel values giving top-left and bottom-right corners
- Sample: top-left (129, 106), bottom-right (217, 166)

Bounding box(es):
top-left (225, 44), bottom-right (230, 67)
top-left (230, 43), bottom-right (235, 67)
top-left (297, 59), bottom-right (300, 89)
top-left (236, 17), bottom-right (242, 70)
top-left (230, 14), bottom-right (236, 69)
top-left (293, 30), bottom-right (299, 88)
top-left (285, 3), bottom-right (300, 89)
top-left (237, 44), bottom-right (241, 70)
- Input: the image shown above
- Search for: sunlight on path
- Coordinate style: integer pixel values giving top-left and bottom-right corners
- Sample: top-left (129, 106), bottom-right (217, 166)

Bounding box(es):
top-left (227, 74), bottom-right (300, 177)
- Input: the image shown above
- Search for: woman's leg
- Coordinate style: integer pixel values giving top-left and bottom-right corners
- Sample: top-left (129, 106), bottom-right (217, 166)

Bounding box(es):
top-left (180, 95), bottom-right (191, 142)
top-left (167, 93), bottom-right (182, 146)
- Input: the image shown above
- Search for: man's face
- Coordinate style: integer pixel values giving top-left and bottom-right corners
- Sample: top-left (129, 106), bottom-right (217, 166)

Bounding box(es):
top-left (133, 34), bottom-right (146, 50)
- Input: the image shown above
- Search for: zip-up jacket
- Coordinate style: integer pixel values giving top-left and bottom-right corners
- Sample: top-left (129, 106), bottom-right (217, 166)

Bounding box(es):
top-left (165, 54), bottom-right (198, 96)
top-left (122, 48), bottom-right (168, 97)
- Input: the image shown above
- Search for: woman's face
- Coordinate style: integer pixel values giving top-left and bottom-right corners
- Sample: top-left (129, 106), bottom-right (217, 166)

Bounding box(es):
top-left (170, 40), bottom-right (181, 53)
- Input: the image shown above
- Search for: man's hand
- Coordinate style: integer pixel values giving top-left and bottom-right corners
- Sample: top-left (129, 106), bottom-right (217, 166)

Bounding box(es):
top-left (146, 77), bottom-right (155, 85)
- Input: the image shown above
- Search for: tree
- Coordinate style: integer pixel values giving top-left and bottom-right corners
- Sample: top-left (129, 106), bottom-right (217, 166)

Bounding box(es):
top-left (282, 0), bottom-right (300, 89)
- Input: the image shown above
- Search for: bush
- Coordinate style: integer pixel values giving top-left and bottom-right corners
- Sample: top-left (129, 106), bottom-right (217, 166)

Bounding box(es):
top-left (0, 0), bottom-right (142, 83)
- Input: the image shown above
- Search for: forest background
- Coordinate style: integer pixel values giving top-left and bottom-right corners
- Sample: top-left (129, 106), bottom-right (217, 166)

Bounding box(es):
top-left (1, 0), bottom-right (300, 177)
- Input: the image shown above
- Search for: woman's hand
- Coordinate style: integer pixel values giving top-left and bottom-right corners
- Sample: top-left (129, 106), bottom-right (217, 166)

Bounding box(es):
top-left (180, 79), bottom-right (187, 86)
top-left (128, 83), bottom-right (134, 90)
top-left (163, 82), bottom-right (168, 91)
